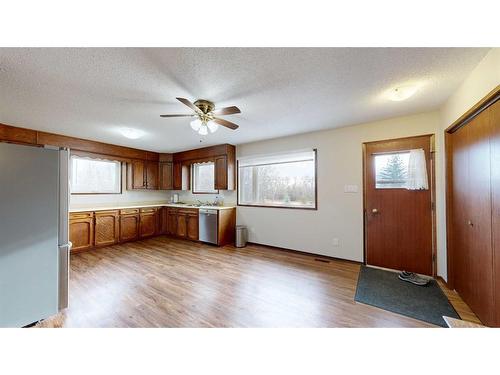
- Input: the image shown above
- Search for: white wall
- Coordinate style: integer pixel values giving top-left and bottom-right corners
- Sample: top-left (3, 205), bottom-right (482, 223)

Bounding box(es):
top-left (435, 48), bottom-right (500, 280)
top-left (236, 111), bottom-right (440, 262)
top-left (70, 164), bottom-right (170, 209)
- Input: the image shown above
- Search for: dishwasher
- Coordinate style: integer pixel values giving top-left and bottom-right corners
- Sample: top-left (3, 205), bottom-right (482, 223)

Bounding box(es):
top-left (198, 209), bottom-right (218, 244)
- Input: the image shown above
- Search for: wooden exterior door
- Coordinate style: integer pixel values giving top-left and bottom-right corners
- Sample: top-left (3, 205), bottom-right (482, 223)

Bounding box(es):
top-left (364, 135), bottom-right (434, 275)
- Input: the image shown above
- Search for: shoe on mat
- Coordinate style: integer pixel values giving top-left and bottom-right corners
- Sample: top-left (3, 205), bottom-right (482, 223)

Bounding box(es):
top-left (398, 271), bottom-right (429, 286)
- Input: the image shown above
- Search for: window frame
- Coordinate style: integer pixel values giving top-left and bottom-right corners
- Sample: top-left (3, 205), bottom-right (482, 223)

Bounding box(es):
top-left (191, 161), bottom-right (219, 194)
top-left (70, 155), bottom-right (123, 195)
top-left (237, 149), bottom-right (318, 210)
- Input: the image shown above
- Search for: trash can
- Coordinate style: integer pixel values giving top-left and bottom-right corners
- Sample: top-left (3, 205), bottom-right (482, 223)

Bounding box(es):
top-left (235, 225), bottom-right (248, 248)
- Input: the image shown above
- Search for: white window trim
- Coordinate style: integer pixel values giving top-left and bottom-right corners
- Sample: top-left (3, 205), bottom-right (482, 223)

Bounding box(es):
top-left (237, 149), bottom-right (317, 210)
top-left (70, 155), bottom-right (122, 194)
top-left (192, 161), bottom-right (219, 194)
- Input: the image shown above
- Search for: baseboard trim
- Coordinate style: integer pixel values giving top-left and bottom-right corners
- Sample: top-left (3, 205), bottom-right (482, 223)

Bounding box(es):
top-left (247, 241), bottom-right (362, 265)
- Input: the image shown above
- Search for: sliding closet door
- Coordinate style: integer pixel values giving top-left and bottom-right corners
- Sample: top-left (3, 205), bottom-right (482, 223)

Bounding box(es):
top-left (452, 107), bottom-right (495, 325)
top-left (467, 107), bottom-right (494, 325)
top-left (491, 100), bottom-right (500, 326)
top-left (451, 124), bottom-right (473, 305)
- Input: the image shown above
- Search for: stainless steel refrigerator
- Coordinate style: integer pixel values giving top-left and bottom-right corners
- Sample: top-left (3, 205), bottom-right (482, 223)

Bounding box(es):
top-left (0, 142), bottom-right (70, 327)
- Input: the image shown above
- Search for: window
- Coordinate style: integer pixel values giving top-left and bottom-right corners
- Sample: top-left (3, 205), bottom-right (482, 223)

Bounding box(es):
top-left (238, 150), bottom-right (317, 209)
top-left (192, 162), bottom-right (218, 193)
top-left (71, 156), bottom-right (121, 194)
top-left (375, 152), bottom-right (410, 189)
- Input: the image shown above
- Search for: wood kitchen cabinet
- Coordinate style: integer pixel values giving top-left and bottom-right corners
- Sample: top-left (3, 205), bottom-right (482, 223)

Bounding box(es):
top-left (214, 156), bottom-right (228, 190)
top-left (127, 160), bottom-right (159, 190)
top-left (173, 161), bottom-right (190, 190)
top-left (94, 210), bottom-right (119, 247)
top-left (186, 210), bottom-right (199, 241)
top-left (167, 208), bottom-right (198, 240)
top-left (69, 212), bottom-right (94, 252)
top-left (120, 209), bottom-right (140, 242)
top-left (167, 208), bottom-right (178, 236)
top-left (172, 144), bottom-right (235, 191)
top-left (139, 207), bottom-right (158, 238)
top-left (159, 161), bottom-right (173, 190)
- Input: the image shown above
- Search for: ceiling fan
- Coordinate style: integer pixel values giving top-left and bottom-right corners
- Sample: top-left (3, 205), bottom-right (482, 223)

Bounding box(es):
top-left (160, 97), bottom-right (241, 135)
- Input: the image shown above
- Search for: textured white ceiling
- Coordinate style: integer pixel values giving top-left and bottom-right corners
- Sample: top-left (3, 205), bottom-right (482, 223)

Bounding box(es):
top-left (0, 48), bottom-right (489, 152)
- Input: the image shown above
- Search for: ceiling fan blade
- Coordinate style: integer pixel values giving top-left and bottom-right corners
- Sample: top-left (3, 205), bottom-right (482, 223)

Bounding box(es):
top-left (212, 106), bottom-right (241, 116)
top-left (176, 97), bottom-right (201, 114)
top-left (160, 114), bottom-right (194, 117)
top-left (213, 117), bottom-right (239, 130)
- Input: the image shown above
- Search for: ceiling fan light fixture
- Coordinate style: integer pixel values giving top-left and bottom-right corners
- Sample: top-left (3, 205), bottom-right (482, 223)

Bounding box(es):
top-left (198, 123), bottom-right (209, 136)
top-left (190, 118), bottom-right (202, 131)
top-left (207, 120), bottom-right (219, 133)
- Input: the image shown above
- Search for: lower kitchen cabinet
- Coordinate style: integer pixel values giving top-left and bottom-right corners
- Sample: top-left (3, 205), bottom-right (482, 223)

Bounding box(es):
top-left (167, 208), bottom-right (178, 236)
top-left (172, 208), bottom-right (198, 241)
top-left (139, 208), bottom-right (158, 238)
top-left (119, 209), bottom-right (140, 242)
top-left (94, 210), bottom-right (119, 247)
top-left (69, 212), bottom-right (94, 252)
top-left (69, 205), bottom-right (235, 252)
top-left (186, 211), bottom-right (199, 241)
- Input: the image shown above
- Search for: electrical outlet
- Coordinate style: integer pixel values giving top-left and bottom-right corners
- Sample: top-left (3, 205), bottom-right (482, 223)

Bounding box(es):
top-left (332, 238), bottom-right (340, 247)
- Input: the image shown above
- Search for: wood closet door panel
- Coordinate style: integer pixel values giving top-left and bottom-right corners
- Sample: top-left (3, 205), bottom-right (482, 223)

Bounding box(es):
top-left (451, 124), bottom-right (471, 301)
top-left (490, 100), bottom-right (500, 326)
top-left (468, 108), bottom-right (494, 325)
top-left (453, 108), bottom-right (495, 326)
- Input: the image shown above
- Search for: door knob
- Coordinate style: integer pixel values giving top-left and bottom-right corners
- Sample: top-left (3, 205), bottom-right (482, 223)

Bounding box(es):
top-left (372, 208), bottom-right (379, 214)
top-left (468, 220), bottom-right (473, 227)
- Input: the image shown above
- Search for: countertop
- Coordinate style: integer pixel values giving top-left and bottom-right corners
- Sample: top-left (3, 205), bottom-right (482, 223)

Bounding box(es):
top-left (69, 202), bottom-right (236, 213)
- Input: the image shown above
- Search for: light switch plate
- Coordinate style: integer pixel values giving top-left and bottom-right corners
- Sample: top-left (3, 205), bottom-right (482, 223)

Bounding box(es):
top-left (344, 184), bottom-right (358, 193)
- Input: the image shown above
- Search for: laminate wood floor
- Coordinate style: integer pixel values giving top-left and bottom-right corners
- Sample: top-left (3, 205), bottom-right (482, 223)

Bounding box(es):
top-left (37, 236), bottom-right (476, 328)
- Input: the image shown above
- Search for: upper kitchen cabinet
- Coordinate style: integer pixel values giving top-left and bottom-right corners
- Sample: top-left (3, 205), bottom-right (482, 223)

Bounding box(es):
top-left (173, 161), bottom-right (190, 190)
top-left (159, 162), bottom-right (173, 190)
top-left (127, 160), bottom-right (159, 190)
top-left (173, 144), bottom-right (236, 191)
top-left (159, 153), bottom-right (173, 190)
top-left (214, 156), bottom-right (228, 190)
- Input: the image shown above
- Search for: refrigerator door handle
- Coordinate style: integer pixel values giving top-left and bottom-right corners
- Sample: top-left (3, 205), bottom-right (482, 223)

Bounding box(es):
top-left (58, 242), bottom-right (72, 310)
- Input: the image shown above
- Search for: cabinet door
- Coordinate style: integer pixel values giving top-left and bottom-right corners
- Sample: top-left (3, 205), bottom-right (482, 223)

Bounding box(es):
top-left (186, 213), bottom-right (199, 241)
top-left (173, 162), bottom-right (183, 190)
top-left (452, 108), bottom-right (495, 326)
top-left (158, 207), bottom-right (168, 234)
top-left (176, 212), bottom-right (187, 238)
top-left (69, 212), bottom-right (94, 251)
top-left (95, 210), bottom-right (119, 247)
top-left (214, 156), bottom-right (227, 190)
top-left (491, 100), bottom-right (500, 327)
top-left (140, 210), bottom-right (157, 238)
top-left (146, 161), bottom-right (159, 190)
top-left (167, 209), bottom-right (178, 236)
top-left (130, 160), bottom-right (146, 189)
top-left (120, 214), bottom-right (139, 242)
top-left (159, 162), bottom-right (173, 190)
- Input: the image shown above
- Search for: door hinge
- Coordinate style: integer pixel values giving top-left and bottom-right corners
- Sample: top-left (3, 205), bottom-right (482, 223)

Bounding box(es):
top-left (431, 201), bottom-right (435, 211)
